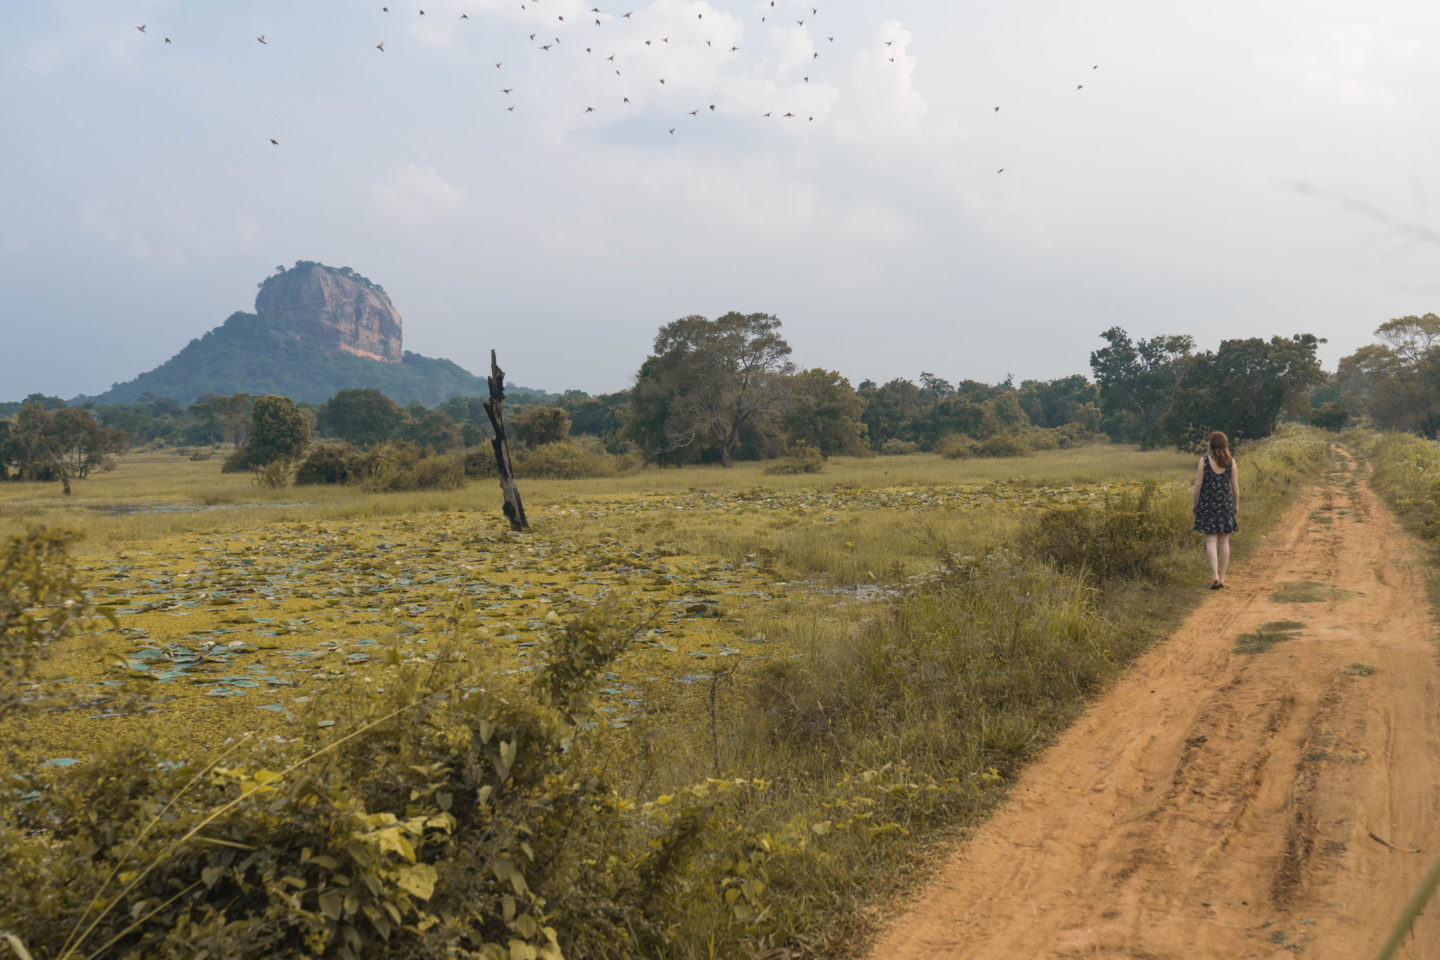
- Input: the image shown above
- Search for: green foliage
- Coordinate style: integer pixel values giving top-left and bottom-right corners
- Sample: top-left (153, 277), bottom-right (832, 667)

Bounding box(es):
top-left (318, 388), bottom-right (405, 448)
top-left (1021, 481), bottom-right (1191, 581)
top-left (399, 408), bottom-right (463, 454)
top-left (1337, 315), bottom-right (1440, 437)
top-left (295, 444), bottom-right (355, 485)
top-left (0, 528), bottom-right (98, 722)
top-left (627, 312), bottom-right (794, 467)
top-left (1163, 334), bottom-right (1326, 446)
top-left (973, 433), bottom-right (1032, 458)
top-left (0, 403), bottom-right (127, 485)
top-left (763, 445), bottom-right (825, 475)
top-left (512, 407), bottom-right (572, 447)
top-left (783, 369), bottom-right (868, 456)
top-left (1309, 401), bottom-right (1349, 431)
top-left (242, 395), bottom-right (312, 468)
top-left (1346, 430), bottom-right (1440, 540)
top-left (511, 440), bottom-right (635, 480)
top-left (1089, 327), bottom-right (1194, 447)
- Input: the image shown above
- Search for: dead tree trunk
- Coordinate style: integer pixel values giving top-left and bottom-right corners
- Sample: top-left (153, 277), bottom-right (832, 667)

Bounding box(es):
top-left (483, 349), bottom-right (528, 532)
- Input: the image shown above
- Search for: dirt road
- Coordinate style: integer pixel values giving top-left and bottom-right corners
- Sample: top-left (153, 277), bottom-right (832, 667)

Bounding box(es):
top-left (871, 450), bottom-right (1440, 959)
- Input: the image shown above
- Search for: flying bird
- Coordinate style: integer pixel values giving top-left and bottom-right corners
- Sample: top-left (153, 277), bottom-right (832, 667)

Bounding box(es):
top-left (502, 87), bottom-right (512, 93)
top-left (689, 108), bottom-right (699, 115)
top-left (376, 41), bottom-right (384, 50)
top-left (270, 138), bottom-right (279, 145)
top-left (668, 127), bottom-right (675, 133)
top-left (137, 24), bottom-right (146, 32)
top-left (165, 37), bottom-right (172, 44)
top-left (257, 34), bottom-right (267, 44)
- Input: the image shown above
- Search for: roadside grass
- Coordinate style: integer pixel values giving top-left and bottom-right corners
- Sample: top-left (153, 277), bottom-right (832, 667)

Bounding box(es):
top-left (0, 430), bottom-right (1328, 958)
top-left (1234, 621), bottom-right (1305, 653)
top-left (1270, 581), bottom-right (1355, 604)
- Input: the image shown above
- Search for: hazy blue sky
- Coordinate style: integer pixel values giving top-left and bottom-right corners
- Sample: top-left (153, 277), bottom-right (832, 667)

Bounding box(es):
top-left (5, 0), bottom-right (1439, 400)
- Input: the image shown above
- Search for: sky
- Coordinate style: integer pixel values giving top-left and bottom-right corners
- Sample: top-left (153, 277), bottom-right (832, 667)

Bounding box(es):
top-left (4, 0), bottom-right (1440, 401)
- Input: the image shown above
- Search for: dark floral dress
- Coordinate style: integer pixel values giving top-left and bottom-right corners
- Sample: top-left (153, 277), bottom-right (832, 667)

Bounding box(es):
top-left (1193, 455), bottom-right (1238, 534)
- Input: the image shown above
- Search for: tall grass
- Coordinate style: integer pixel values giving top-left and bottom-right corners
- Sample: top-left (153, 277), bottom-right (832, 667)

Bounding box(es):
top-left (0, 431), bottom-right (1327, 958)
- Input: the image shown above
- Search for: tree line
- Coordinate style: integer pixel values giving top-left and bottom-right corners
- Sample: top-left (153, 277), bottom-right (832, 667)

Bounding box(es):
top-left (10, 308), bottom-right (1434, 488)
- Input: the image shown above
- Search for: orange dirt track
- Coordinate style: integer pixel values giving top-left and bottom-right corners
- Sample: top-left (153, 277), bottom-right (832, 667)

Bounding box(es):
top-left (871, 450), bottom-right (1440, 959)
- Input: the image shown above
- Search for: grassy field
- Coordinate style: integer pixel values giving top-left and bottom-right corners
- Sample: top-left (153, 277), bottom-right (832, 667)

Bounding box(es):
top-left (3, 436), bottom-right (1328, 959)
top-left (1, 444), bottom-right (1192, 766)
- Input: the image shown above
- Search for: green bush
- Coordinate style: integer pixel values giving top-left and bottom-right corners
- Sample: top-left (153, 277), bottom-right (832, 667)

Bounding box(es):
top-left (512, 440), bottom-right (625, 480)
top-left (880, 438), bottom-right (917, 456)
top-left (973, 433), bottom-right (1031, 458)
top-left (463, 447), bottom-right (497, 478)
top-left (295, 444), bottom-right (356, 485)
top-left (1020, 482), bottom-right (1190, 581)
top-left (764, 446), bottom-right (825, 475)
top-left (937, 435), bottom-right (977, 460)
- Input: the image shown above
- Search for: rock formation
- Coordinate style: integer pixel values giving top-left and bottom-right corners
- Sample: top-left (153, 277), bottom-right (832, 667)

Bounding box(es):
top-left (254, 262), bottom-right (403, 363)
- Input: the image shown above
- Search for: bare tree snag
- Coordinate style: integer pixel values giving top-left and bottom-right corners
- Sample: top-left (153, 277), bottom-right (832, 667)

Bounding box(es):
top-left (483, 349), bottom-right (529, 532)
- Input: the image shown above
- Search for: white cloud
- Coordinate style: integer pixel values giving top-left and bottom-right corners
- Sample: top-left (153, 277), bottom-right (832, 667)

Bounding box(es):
top-left (369, 164), bottom-right (468, 227)
top-left (829, 22), bottom-right (928, 145)
top-left (1258, 24), bottom-right (1416, 112)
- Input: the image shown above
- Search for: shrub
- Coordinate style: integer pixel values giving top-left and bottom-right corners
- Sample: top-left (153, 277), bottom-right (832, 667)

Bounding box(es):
top-left (764, 446), bottom-right (825, 475)
top-left (294, 444), bottom-right (356, 485)
top-left (937, 435), bottom-right (977, 460)
top-left (880, 438), bottom-right (917, 456)
top-left (974, 433), bottom-right (1032, 458)
top-left (1021, 481), bottom-right (1190, 581)
top-left (463, 447), bottom-right (497, 478)
top-left (513, 440), bottom-right (622, 480)
top-left (254, 460), bottom-right (291, 488)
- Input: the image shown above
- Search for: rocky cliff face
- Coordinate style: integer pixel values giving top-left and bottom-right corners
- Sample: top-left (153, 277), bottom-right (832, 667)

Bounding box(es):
top-left (254, 263), bottom-right (403, 363)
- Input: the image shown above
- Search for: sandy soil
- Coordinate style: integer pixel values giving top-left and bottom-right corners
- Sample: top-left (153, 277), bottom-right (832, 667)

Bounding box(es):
top-left (870, 449), bottom-right (1440, 959)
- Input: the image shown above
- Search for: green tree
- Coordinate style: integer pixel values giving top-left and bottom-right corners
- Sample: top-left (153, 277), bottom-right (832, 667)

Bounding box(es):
top-left (1018, 375), bottom-right (1102, 430)
top-left (317, 388), bottom-right (404, 448)
top-left (0, 404), bottom-right (124, 492)
top-left (782, 369), bottom-right (868, 455)
top-left (629, 312), bottom-right (794, 467)
top-left (858, 378), bottom-right (929, 450)
top-left (1090, 328), bottom-right (1194, 447)
top-left (1163, 334), bottom-right (1325, 445)
top-left (1338, 315), bottom-right (1440, 436)
top-left (401, 407), bottom-right (464, 453)
top-left (244, 395), bottom-right (311, 466)
top-left (561, 391), bottom-right (629, 450)
top-left (512, 406), bottom-right (572, 447)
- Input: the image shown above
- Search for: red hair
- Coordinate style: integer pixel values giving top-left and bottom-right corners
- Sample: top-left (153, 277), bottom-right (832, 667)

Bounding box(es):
top-left (1208, 431), bottom-right (1232, 469)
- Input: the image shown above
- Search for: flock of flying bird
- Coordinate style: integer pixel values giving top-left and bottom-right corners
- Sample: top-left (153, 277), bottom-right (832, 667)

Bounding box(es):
top-left (134, 3), bottom-right (1098, 170)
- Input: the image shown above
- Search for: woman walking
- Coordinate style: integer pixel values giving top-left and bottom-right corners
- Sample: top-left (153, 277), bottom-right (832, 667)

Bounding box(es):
top-left (1193, 430), bottom-right (1239, 589)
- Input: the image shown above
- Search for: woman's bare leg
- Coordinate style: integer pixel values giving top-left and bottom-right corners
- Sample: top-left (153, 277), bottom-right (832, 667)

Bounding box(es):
top-left (1217, 533), bottom-right (1231, 585)
top-left (1205, 534), bottom-right (1220, 584)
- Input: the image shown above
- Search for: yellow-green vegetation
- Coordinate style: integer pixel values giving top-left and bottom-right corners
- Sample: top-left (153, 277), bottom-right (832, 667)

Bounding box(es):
top-left (0, 430), bottom-right (1327, 958)
top-left (1233, 621), bottom-right (1305, 654)
top-left (1269, 581), bottom-right (1355, 604)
